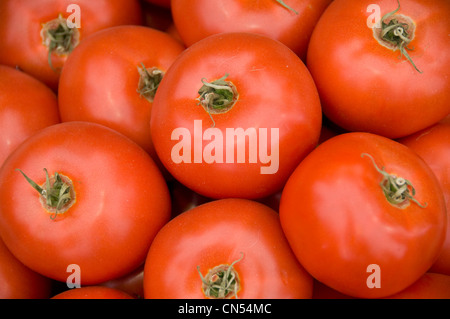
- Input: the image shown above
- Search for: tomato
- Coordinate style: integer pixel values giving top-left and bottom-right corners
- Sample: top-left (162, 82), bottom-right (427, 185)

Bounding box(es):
top-left (279, 132), bottom-right (446, 298)
top-left (0, 0), bottom-right (143, 90)
top-left (307, 0), bottom-right (450, 139)
top-left (0, 238), bottom-right (53, 299)
top-left (143, 198), bottom-right (313, 299)
top-left (171, 0), bottom-right (332, 60)
top-left (0, 122), bottom-right (171, 285)
top-left (0, 65), bottom-right (60, 166)
top-left (142, 0), bottom-right (171, 9)
top-left (385, 273), bottom-right (450, 299)
top-left (58, 25), bottom-right (185, 164)
top-left (151, 32), bottom-right (322, 199)
top-left (51, 286), bottom-right (134, 299)
top-left (398, 121), bottom-right (450, 276)
top-left (100, 265), bottom-right (145, 299)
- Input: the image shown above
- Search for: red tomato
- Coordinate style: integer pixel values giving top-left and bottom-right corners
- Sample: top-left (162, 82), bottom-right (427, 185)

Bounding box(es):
top-left (307, 0), bottom-right (450, 138)
top-left (144, 198), bottom-right (313, 299)
top-left (0, 122), bottom-right (171, 285)
top-left (151, 32), bottom-right (322, 199)
top-left (279, 132), bottom-right (446, 298)
top-left (58, 25), bottom-right (185, 164)
top-left (385, 273), bottom-right (450, 299)
top-left (0, 0), bottom-right (142, 90)
top-left (100, 265), bottom-right (145, 299)
top-left (52, 286), bottom-right (134, 299)
top-left (0, 238), bottom-right (53, 299)
top-left (398, 121), bottom-right (450, 276)
top-left (0, 65), bottom-right (60, 166)
top-left (171, 0), bottom-right (332, 60)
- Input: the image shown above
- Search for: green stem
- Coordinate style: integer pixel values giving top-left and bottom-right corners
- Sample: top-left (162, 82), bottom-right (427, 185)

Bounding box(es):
top-left (361, 153), bottom-right (427, 208)
top-left (137, 63), bottom-right (164, 102)
top-left (17, 168), bottom-right (75, 219)
top-left (275, 0), bottom-right (298, 14)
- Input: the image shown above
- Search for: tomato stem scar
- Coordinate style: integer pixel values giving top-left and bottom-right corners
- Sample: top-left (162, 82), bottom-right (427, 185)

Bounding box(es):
top-left (373, 0), bottom-right (422, 73)
top-left (197, 74), bottom-right (238, 127)
top-left (40, 14), bottom-right (79, 72)
top-left (361, 153), bottom-right (427, 209)
top-left (137, 63), bottom-right (164, 102)
top-left (197, 252), bottom-right (244, 299)
top-left (16, 168), bottom-right (76, 219)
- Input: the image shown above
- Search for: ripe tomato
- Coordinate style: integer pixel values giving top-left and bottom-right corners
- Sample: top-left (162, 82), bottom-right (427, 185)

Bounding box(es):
top-left (0, 122), bottom-right (171, 285)
top-left (151, 32), bottom-right (322, 199)
top-left (58, 25), bottom-right (185, 164)
top-left (307, 0), bottom-right (450, 138)
top-left (144, 198), bottom-right (313, 299)
top-left (0, 238), bottom-right (53, 299)
top-left (0, 65), bottom-right (60, 166)
top-left (385, 273), bottom-right (450, 299)
top-left (171, 0), bottom-right (332, 60)
top-left (279, 132), bottom-right (446, 298)
top-left (100, 265), bottom-right (145, 299)
top-left (52, 286), bottom-right (134, 299)
top-left (0, 0), bottom-right (142, 90)
top-left (398, 121), bottom-right (450, 276)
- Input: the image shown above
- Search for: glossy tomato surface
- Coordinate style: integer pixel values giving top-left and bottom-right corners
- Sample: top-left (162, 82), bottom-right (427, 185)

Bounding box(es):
top-left (0, 122), bottom-right (171, 285)
top-left (151, 32), bottom-right (322, 199)
top-left (385, 273), bottom-right (450, 299)
top-left (0, 238), bottom-right (53, 299)
top-left (0, 65), bottom-right (60, 166)
top-left (144, 198), bottom-right (313, 299)
top-left (280, 132), bottom-right (446, 298)
top-left (398, 121), bottom-right (450, 276)
top-left (171, 0), bottom-right (332, 59)
top-left (58, 25), bottom-right (184, 162)
top-left (307, 0), bottom-right (450, 138)
top-left (0, 0), bottom-right (142, 90)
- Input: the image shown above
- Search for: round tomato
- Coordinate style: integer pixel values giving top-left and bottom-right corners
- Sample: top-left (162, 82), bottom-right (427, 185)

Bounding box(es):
top-left (385, 273), bottom-right (450, 299)
top-left (151, 32), bottom-right (322, 199)
top-left (171, 0), bottom-right (332, 60)
top-left (307, 0), bottom-right (450, 138)
top-left (58, 25), bottom-right (185, 164)
top-left (0, 0), bottom-right (143, 90)
top-left (0, 122), bottom-right (171, 285)
top-left (143, 198), bottom-right (313, 299)
top-left (0, 65), bottom-right (60, 166)
top-left (279, 132), bottom-right (446, 298)
top-left (52, 286), bottom-right (134, 299)
top-left (0, 238), bottom-right (53, 299)
top-left (398, 121), bottom-right (450, 276)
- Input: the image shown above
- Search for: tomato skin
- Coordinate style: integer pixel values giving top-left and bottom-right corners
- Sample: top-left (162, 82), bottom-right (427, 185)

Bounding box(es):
top-left (307, 0), bottom-right (450, 138)
top-left (151, 32), bottom-right (322, 199)
top-left (0, 0), bottom-right (142, 90)
top-left (0, 238), bottom-right (53, 299)
top-left (0, 65), bottom-right (60, 166)
top-left (52, 286), bottom-right (134, 299)
top-left (385, 273), bottom-right (450, 299)
top-left (58, 25), bottom-right (184, 163)
top-left (0, 122), bottom-right (171, 285)
top-left (171, 0), bottom-right (332, 60)
top-left (144, 198), bottom-right (313, 299)
top-left (398, 121), bottom-right (450, 276)
top-left (279, 132), bottom-right (446, 298)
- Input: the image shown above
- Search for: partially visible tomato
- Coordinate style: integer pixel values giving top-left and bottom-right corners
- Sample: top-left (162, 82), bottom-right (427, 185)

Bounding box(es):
top-left (307, 0), bottom-right (450, 138)
top-left (144, 198), bottom-right (313, 299)
top-left (398, 121), bottom-right (450, 276)
top-left (58, 25), bottom-right (185, 164)
top-left (0, 65), bottom-right (60, 166)
top-left (100, 264), bottom-right (145, 299)
top-left (0, 0), bottom-right (143, 90)
top-left (0, 238), bottom-right (52, 299)
top-left (280, 132), bottom-right (446, 298)
top-left (0, 122), bottom-right (171, 285)
top-left (52, 286), bottom-right (134, 299)
top-left (171, 0), bottom-right (332, 60)
top-left (151, 32), bottom-right (322, 199)
top-left (385, 273), bottom-right (450, 299)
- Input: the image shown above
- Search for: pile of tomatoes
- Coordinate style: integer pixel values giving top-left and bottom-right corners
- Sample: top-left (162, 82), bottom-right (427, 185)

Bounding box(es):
top-left (0, 0), bottom-right (449, 300)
